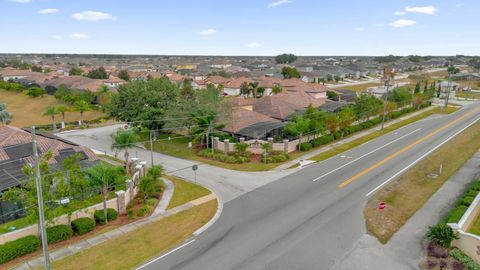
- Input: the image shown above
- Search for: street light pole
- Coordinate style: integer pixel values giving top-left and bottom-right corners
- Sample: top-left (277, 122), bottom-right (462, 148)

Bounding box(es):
top-left (381, 79), bottom-right (391, 131)
top-left (149, 130), bottom-right (154, 167)
top-left (31, 126), bottom-right (51, 270)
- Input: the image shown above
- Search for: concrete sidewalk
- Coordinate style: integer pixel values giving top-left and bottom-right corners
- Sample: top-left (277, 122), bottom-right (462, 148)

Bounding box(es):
top-left (332, 151), bottom-right (480, 270)
top-left (275, 106), bottom-right (437, 170)
top-left (12, 191), bottom-right (217, 270)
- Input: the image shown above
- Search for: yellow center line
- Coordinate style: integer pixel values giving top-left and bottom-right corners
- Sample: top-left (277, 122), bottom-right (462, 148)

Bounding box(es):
top-left (337, 108), bottom-right (478, 189)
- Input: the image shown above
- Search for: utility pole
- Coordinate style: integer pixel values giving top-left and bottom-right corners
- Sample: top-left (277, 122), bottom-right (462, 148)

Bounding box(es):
top-left (381, 79), bottom-right (391, 131)
top-left (149, 130), bottom-right (154, 167)
top-left (444, 73), bottom-right (452, 110)
top-left (31, 126), bottom-right (51, 270)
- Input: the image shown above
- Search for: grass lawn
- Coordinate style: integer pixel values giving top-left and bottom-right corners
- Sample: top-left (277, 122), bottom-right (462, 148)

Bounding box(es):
top-left (364, 120), bottom-right (480, 244)
top-left (164, 175), bottom-right (212, 209)
top-left (456, 91), bottom-right (480, 99)
top-left (310, 106), bottom-right (458, 163)
top-left (468, 213), bottom-right (480, 236)
top-left (332, 82), bottom-right (381, 92)
top-left (52, 199), bottom-right (217, 270)
top-left (0, 89), bottom-right (105, 127)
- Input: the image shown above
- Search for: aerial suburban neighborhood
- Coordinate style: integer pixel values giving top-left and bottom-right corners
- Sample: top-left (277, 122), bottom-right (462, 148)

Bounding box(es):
top-left (1, 0), bottom-right (480, 270)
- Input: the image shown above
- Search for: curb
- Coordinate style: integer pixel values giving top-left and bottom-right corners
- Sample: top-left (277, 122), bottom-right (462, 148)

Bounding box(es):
top-left (193, 192), bottom-right (223, 236)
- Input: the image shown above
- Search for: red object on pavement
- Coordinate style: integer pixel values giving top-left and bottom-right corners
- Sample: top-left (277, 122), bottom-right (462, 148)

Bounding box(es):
top-left (378, 202), bottom-right (386, 210)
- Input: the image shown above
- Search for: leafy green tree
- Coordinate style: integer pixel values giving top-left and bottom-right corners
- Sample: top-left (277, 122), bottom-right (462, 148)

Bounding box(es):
top-left (248, 82), bottom-right (260, 98)
top-left (25, 87), bottom-right (45, 97)
top-left (257, 87), bottom-right (265, 97)
top-left (414, 82), bottom-right (421, 94)
top-left (447, 65), bottom-right (460, 75)
top-left (338, 107), bottom-right (356, 137)
top-left (111, 129), bottom-right (138, 172)
top-left (334, 75), bottom-right (341, 82)
top-left (325, 113), bottom-right (339, 134)
top-left (0, 102), bottom-right (12, 125)
top-left (281, 66), bottom-right (301, 79)
top-left (426, 223), bottom-right (459, 248)
top-left (87, 67), bottom-right (108, 79)
top-left (107, 77), bottom-right (180, 130)
top-left (85, 163), bottom-right (125, 224)
top-left (284, 116), bottom-right (311, 138)
top-left (275, 53), bottom-right (297, 64)
top-left (271, 85), bottom-right (283, 95)
top-left (43, 106), bottom-right (58, 130)
top-left (118, 69), bottom-right (130, 81)
top-left (318, 78), bottom-right (326, 85)
top-left (327, 91), bottom-right (339, 101)
top-left (69, 67), bottom-right (83, 76)
top-left (303, 105), bottom-right (327, 135)
top-left (180, 78), bottom-right (194, 98)
top-left (326, 74), bottom-right (333, 82)
top-left (353, 94), bottom-right (383, 120)
top-left (31, 66), bottom-right (42, 72)
top-left (391, 87), bottom-right (412, 106)
top-left (73, 100), bottom-right (91, 125)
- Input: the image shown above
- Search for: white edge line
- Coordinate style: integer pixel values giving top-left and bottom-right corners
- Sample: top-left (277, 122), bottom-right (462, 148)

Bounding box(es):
top-left (365, 115), bottom-right (480, 197)
top-left (135, 239), bottom-right (196, 270)
top-left (312, 128), bottom-right (422, 182)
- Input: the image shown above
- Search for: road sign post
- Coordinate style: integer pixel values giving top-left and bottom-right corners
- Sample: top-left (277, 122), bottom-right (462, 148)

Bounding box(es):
top-left (192, 165), bottom-right (198, 184)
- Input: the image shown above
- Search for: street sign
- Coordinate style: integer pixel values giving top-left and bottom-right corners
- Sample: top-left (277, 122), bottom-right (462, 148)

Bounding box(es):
top-left (192, 165), bottom-right (198, 171)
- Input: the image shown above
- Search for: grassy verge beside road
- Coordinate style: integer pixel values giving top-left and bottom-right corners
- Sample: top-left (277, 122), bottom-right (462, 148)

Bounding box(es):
top-left (165, 175), bottom-right (212, 209)
top-left (52, 200), bottom-right (217, 270)
top-left (310, 106), bottom-right (458, 163)
top-left (364, 120), bottom-right (480, 244)
top-left (456, 91), bottom-right (480, 100)
top-left (0, 89), bottom-right (104, 127)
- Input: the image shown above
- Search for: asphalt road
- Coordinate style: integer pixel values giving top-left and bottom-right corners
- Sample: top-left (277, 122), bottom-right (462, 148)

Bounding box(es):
top-left (137, 103), bottom-right (480, 270)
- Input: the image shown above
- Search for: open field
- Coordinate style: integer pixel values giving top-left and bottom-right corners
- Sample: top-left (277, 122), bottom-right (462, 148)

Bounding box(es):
top-left (333, 82), bottom-right (380, 92)
top-left (310, 106), bottom-right (459, 163)
top-left (165, 175), bottom-right (212, 209)
top-left (364, 120), bottom-right (480, 244)
top-left (52, 200), bottom-right (217, 270)
top-left (0, 89), bottom-right (105, 127)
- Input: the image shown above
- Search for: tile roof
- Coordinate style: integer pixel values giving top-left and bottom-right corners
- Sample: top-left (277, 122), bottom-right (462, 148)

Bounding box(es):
top-left (222, 108), bottom-right (281, 133)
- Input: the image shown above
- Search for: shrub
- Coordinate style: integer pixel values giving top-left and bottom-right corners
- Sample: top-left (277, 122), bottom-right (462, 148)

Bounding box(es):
top-left (24, 87), bottom-right (46, 97)
top-left (299, 142), bottom-right (313, 151)
top-left (332, 131), bottom-right (342, 140)
top-left (470, 181), bottom-right (480, 191)
top-left (450, 248), bottom-right (480, 270)
top-left (127, 208), bottom-right (136, 220)
top-left (146, 198), bottom-right (159, 206)
top-left (0, 235), bottom-right (40, 264)
top-left (225, 156), bottom-right (237, 164)
top-left (94, 208), bottom-right (118, 225)
top-left (317, 135), bottom-right (334, 145)
top-left (461, 196), bottom-right (475, 207)
top-left (46, 224), bottom-right (73, 244)
top-left (447, 205), bottom-right (469, 223)
top-left (466, 190), bottom-right (478, 197)
top-left (137, 205), bottom-right (153, 217)
top-left (71, 217), bottom-right (96, 235)
top-left (426, 223), bottom-right (459, 248)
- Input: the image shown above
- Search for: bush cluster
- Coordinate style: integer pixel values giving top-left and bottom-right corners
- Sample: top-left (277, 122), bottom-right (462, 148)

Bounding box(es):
top-left (0, 235), bottom-right (40, 264)
top-left (46, 224), bottom-right (73, 244)
top-left (445, 181), bottom-right (480, 223)
top-left (450, 248), bottom-right (480, 270)
top-left (197, 149), bottom-right (251, 164)
top-left (71, 217), bottom-right (96, 235)
top-left (94, 208), bottom-right (119, 225)
top-left (0, 81), bottom-right (25, 91)
top-left (299, 142), bottom-right (313, 152)
top-left (262, 152), bottom-right (290, 163)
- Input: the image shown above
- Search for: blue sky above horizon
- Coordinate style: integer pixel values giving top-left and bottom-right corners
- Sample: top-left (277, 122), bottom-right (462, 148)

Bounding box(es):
top-left (1, 0), bottom-right (478, 56)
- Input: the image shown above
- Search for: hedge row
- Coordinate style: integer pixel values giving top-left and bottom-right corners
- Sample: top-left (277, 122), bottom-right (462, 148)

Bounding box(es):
top-left (0, 235), bottom-right (40, 264)
top-left (197, 149), bottom-right (251, 164)
top-left (450, 248), bottom-right (480, 270)
top-left (262, 152), bottom-right (290, 164)
top-left (46, 224), bottom-right (73, 244)
top-left (298, 103), bottom-right (431, 152)
top-left (445, 181), bottom-right (480, 223)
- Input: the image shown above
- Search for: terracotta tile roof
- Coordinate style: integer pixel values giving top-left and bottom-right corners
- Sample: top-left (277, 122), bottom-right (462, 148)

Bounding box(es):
top-left (44, 76), bottom-right (105, 92)
top-left (279, 78), bottom-right (330, 93)
top-left (222, 108), bottom-right (280, 133)
top-left (256, 76), bottom-right (283, 88)
top-left (225, 77), bottom-right (252, 89)
top-left (228, 97), bottom-right (256, 107)
top-left (205, 76), bottom-right (230, 85)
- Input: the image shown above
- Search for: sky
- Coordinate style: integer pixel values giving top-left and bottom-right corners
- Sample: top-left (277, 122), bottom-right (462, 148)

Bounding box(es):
top-left (0, 0), bottom-right (478, 56)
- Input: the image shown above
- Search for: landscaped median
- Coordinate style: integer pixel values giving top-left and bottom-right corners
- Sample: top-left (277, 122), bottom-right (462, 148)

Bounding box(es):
top-left (364, 119), bottom-right (480, 244)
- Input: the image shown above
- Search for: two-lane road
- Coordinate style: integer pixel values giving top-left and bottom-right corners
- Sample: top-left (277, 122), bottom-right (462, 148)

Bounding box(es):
top-left (140, 103), bottom-right (480, 270)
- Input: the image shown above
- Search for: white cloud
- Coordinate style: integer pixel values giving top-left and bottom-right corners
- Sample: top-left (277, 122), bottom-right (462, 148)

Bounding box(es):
top-left (394, 11), bottom-right (406, 16)
top-left (69, 33), bottom-right (88, 39)
top-left (52, 35), bottom-right (63, 40)
top-left (405, 6), bottom-right (437, 15)
top-left (354, 26), bottom-right (365, 32)
top-left (247, 42), bottom-right (262, 48)
top-left (38, 8), bottom-right (59, 14)
top-left (268, 0), bottom-right (291, 8)
top-left (8, 0), bottom-right (31, 3)
top-left (198, 28), bottom-right (217, 36)
top-left (72, 11), bottom-right (116, 22)
top-left (390, 19), bottom-right (417, 28)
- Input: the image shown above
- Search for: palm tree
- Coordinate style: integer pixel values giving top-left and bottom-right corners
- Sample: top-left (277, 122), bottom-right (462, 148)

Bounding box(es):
top-left (248, 82), bottom-right (259, 98)
top-left (111, 129), bottom-right (138, 174)
top-left (0, 103), bottom-right (12, 125)
top-left (240, 82), bottom-right (250, 97)
top-left (57, 105), bottom-right (69, 129)
top-left (43, 106), bottom-right (57, 130)
top-left (73, 100), bottom-right (91, 126)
